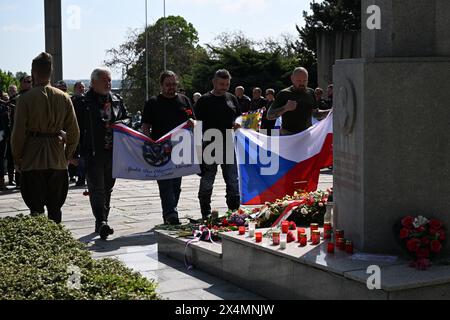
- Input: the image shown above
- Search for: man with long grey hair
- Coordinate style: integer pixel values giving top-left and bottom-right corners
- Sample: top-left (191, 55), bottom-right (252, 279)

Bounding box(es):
top-left (76, 67), bottom-right (130, 240)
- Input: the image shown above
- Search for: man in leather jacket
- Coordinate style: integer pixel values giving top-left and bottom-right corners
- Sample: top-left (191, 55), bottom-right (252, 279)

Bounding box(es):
top-left (76, 67), bottom-right (130, 240)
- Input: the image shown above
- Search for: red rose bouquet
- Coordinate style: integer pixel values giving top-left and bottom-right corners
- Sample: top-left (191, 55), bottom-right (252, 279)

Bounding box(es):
top-left (398, 215), bottom-right (445, 270)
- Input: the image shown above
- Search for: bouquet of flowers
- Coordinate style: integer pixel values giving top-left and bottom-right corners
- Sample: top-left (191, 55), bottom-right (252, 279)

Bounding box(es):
top-left (398, 215), bottom-right (446, 270)
top-left (256, 190), bottom-right (331, 228)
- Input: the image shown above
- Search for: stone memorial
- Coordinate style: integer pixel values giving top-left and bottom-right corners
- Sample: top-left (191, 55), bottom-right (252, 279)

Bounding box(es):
top-left (333, 0), bottom-right (450, 253)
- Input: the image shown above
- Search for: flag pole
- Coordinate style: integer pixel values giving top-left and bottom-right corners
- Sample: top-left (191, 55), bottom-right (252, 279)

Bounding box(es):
top-left (145, 0), bottom-right (149, 101)
top-left (163, 0), bottom-right (167, 70)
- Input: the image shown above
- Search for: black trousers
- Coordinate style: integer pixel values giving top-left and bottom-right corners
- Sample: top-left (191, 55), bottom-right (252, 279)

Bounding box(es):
top-left (86, 152), bottom-right (115, 224)
top-left (0, 140), bottom-right (7, 178)
top-left (20, 169), bottom-right (69, 224)
top-left (6, 141), bottom-right (17, 183)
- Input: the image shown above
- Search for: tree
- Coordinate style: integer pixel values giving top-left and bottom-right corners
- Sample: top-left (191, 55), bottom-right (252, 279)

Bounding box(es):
top-left (292, 0), bottom-right (361, 88)
top-left (296, 0), bottom-right (361, 55)
top-left (105, 16), bottom-right (200, 113)
top-left (190, 33), bottom-right (299, 96)
top-left (0, 69), bottom-right (19, 94)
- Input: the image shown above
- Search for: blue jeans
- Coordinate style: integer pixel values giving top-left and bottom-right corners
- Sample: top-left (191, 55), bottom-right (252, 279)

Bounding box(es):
top-left (157, 178), bottom-right (182, 221)
top-left (198, 163), bottom-right (240, 218)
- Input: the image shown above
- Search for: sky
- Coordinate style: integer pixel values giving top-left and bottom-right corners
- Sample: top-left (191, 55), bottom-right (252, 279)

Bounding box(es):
top-left (0, 0), bottom-right (315, 79)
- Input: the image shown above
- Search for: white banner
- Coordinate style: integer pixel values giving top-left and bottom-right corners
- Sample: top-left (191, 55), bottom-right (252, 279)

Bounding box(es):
top-left (112, 122), bottom-right (201, 181)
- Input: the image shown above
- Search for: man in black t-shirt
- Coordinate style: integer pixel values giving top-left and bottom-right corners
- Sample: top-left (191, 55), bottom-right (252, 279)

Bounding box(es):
top-left (194, 69), bottom-right (241, 220)
top-left (250, 87), bottom-right (267, 112)
top-left (142, 71), bottom-right (194, 225)
top-left (261, 88), bottom-right (277, 134)
top-left (235, 86), bottom-right (251, 113)
top-left (267, 67), bottom-right (317, 135)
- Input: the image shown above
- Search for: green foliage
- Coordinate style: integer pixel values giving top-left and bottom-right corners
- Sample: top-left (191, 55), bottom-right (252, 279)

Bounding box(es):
top-left (296, 0), bottom-right (361, 54)
top-left (0, 69), bottom-right (19, 94)
top-left (105, 15), bottom-right (200, 113)
top-left (190, 38), bottom-right (298, 96)
top-left (0, 215), bottom-right (161, 300)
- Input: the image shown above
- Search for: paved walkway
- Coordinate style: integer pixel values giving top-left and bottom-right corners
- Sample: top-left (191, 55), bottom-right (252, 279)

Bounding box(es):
top-left (0, 169), bottom-right (332, 300)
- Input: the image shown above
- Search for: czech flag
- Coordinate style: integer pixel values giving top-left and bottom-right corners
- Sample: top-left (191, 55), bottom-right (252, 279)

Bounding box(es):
top-left (235, 113), bottom-right (333, 205)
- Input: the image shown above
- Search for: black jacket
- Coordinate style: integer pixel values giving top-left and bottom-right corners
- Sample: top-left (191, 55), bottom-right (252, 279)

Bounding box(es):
top-left (76, 89), bottom-right (130, 159)
top-left (0, 101), bottom-right (11, 140)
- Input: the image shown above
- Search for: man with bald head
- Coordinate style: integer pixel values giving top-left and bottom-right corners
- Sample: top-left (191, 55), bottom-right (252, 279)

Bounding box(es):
top-left (267, 67), bottom-right (317, 135)
top-left (234, 86), bottom-right (251, 113)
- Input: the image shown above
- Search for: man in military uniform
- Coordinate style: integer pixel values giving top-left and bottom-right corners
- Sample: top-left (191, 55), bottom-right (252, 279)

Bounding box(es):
top-left (76, 67), bottom-right (130, 240)
top-left (11, 52), bottom-right (80, 224)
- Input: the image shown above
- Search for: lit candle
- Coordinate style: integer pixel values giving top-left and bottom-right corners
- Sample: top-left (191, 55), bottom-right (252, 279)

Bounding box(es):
top-left (281, 221), bottom-right (290, 234)
top-left (337, 238), bottom-right (346, 251)
top-left (335, 229), bottom-right (344, 241)
top-left (323, 223), bottom-right (332, 240)
top-left (239, 226), bottom-right (245, 235)
top-left (345, 241), bottom-right (354, 254)
top-left (255, 232), bottom-right (263, 243)
top-left (272, 231), bottom-right (281, 246)
top-left (312, 230), bottom-right (321, 245)
top-left (297, 228), bottom-right (305, 243)
top-left (299, 233), bottom-right (307, 247)
top-left (310, 223), bottom-right (319, 241)
top-left (280, 234), bottom-right (287, 249)
top-left (327, 242), bottom-right (335, 254)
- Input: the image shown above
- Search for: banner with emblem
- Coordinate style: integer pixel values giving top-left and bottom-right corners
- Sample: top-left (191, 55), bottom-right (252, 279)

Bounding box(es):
top-left (112, 122), bottom-right (201, 180)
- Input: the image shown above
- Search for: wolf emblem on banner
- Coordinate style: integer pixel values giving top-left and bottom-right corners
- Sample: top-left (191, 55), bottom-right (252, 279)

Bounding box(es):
top-left (142, 140), bottom-right (172, 167)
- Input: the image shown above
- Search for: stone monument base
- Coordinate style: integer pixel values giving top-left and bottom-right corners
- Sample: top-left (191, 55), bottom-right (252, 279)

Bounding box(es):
top-left (156, 229), bottom-right (450, 300)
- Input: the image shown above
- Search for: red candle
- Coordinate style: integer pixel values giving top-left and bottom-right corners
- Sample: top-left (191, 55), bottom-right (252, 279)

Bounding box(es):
top-left (337, 238), bottom-right (346, 251)
top-left (299, 233), bottom-right (307, 247)
top-left (327, 242), bottom-right (335, 254)
top-left (310, 223), bottom-right (319, 241)
top-left (323, 223), bottom-right (332, 240)
top-left (346, 241), bottom-right (354, 254)
top-left (281, 221), bottom-right (290, 234)
top-left (312, 230), bottom-right (321, 245)
top-left (255, 232), bottom-right (263, 243)
top-left (239, 226), bottom-right (245, 235)
top-left (335, 229), bottom-right (344, 241)
top-left (272, 232), bottom-right (281, 245)
top-left (297, 228), bottom-right (306, 243)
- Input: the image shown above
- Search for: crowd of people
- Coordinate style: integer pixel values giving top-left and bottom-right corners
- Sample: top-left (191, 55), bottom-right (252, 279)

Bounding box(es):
top-left (2, 51), bottom-right (332, 241)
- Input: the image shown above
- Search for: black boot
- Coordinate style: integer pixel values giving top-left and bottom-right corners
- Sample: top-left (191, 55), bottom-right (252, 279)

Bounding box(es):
top-left (99, 222), bottom-right (114, 240)
top-left (199, 198), bottom-right (212, 220)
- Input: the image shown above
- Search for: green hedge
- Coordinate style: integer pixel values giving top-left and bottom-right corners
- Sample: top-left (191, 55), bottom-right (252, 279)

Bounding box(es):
top-left (0, 215), bottom-right (161, 300)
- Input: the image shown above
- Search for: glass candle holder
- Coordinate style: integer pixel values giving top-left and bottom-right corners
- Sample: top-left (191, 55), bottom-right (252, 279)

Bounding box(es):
top-left (310, 223), bottom-right (319, 241)
top-left (312, 230), bottom-right (321, 245)
top-left (345, 241), bottom-right (354, 254)
top-left (337, 238), bottom-right (346, 251)
top-left (280, 234), bottom-right (287, 249)
top-left (323, 223), bottom-right (332, 240)
top-left (239, 226), bottom-right (245, 235)
top-left (281, 221), bottom-right (290, 234)
top-left (297, 228), bottom-right (306, 243)
top-left (327, 242), bottom-right (335, 254)
top-left (335, 229), bottom-right (344, 241)
top-left (248, 222), bottom-right (256, 237)
top-left (255, 232), bottom-right (263, 243)
top-left (299, 233), bottom-right (308, 247)
top-left (272, 232), bottom-right (281, 246)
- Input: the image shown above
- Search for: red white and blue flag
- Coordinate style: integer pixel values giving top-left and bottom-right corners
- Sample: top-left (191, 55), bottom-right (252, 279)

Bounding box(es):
top-left (112, 122), bottom-right (201, 181)
top-left (235, 113), bottom-right (333, 205)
